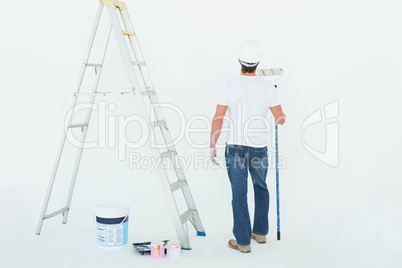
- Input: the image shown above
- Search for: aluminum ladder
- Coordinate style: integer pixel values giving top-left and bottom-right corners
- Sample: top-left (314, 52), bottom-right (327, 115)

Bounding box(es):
top-left (36, 0), bottom-right (205, 249)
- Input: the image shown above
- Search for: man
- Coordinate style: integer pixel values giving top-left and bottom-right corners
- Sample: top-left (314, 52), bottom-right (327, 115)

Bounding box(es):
top-left (209, 39), bottom-right (285, 253)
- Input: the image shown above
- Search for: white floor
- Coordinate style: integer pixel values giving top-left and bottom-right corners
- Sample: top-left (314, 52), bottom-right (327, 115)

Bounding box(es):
top-left (4, 222), bottom-right (398, 268)
top-left (2, 180), bottom-right (400, 268)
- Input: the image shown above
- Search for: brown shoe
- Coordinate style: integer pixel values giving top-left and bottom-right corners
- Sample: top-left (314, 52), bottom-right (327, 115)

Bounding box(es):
top-left (228, 239), bottom-right (251, 253)
top-left (251, 233), bottom-right (266, 244)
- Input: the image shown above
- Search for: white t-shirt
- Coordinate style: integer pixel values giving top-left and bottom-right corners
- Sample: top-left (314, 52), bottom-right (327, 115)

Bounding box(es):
top-left (217, 75), bottom-right (280, 147)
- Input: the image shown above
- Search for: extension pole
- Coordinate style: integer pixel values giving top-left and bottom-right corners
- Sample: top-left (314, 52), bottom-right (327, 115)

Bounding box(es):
top-left (257, 71), bottom-right (283, 241)
top-left (275, 117), bottom-right (281, 240)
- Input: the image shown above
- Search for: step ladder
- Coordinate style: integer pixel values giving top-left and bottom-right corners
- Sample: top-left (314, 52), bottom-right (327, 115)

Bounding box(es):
top-left (36, 0), bottom-right (205, 250)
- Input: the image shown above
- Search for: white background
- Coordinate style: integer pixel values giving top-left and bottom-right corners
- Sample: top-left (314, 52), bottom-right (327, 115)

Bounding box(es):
top-left (1, 0), bottom-right (401, 267)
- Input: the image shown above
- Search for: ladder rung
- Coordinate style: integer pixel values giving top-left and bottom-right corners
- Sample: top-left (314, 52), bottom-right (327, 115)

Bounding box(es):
top-left (170, 180), bottom-right (187, 192)
top-left (43, 207), bottom-right (69, 220)
top-left (74, 88), bottom-right (134, 96)
top-left (85, 63), bottom-right (102, 67)
top-left (160, 150), bottom-right (176, 158)
top-left (69, 123), bottom-right (88, 129)
top-left (103, 88), bottom-right (135, 95)
top-left (180, 209), bottom-right (196, 224)
top-left (123, 30), bottom-right (135, 36)
top-left (132, 61), bottom-right (145, 66)
top-left (151, 121), bottom-right (166, 128)
top-left (75, 92), bottom-right (107, 96)
top-left (141, 91), bottom-right (156, 96)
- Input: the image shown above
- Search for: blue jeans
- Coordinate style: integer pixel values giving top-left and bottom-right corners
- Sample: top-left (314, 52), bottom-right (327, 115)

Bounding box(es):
top-left (225, 144), bottom-right (269, 246)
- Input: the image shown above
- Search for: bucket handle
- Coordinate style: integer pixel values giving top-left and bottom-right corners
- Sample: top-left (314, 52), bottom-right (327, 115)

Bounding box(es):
top-left (118, 215), bottom-right (128, 226)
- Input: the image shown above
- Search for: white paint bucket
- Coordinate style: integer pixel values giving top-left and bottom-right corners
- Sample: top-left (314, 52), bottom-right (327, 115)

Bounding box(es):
top-left (167, 240), bottom-right (181, 259)
top-left (150, 241), bottom-right (165, 258)
top-left (95, 202), bottom-right (129, 250)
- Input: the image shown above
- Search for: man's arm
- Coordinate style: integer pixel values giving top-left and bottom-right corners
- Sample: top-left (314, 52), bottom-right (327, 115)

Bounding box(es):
top-left (270, 105), bottom-right (286, 125)
top-left (210, 105), bottom-right (228, 148)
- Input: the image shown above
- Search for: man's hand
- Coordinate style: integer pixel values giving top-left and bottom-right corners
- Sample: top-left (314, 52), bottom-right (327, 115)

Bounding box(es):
top-left (275, 114), bottom-right (286, 125)
top-left (210, 147), bottom-right (219, 166)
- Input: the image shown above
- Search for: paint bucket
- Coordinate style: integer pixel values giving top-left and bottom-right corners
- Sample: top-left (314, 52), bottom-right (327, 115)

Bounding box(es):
top-left (150, 241), bottom-right (165, 258)
top-left (95, 202), bottom-right (129, 250)
top-left (167, 240), bottom-right (181, 259)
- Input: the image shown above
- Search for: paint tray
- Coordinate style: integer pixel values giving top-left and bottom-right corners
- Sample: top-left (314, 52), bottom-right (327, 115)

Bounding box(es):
top-left (132, 240), bottom-right (169, 255)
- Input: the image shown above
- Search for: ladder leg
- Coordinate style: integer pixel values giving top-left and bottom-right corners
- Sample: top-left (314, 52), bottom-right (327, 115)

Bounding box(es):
top-left (112, 7), bottom-right (194, 248)
top-left (36, 131), bottom-right (69, 234)
top-left (119, 9), bottom-right (166, 124)
top-left (61, 128), bottom-right (89, 224)
top-left (107, 6), bottom-right (141, 88)
top-left (118, 7), bottom-right (206, 246)
top-left (73, 3), bottom-right (104, 97)
top-left (156, 159), bottom-right (193, 249)
top-left (36, 4), bottom-right (105, 234)
top-left (109, 6), bottom-right (198, 248)
top-left (181, 186), bottom-right (205, 233)
top-left (62, 23), bottom-right (112, 224)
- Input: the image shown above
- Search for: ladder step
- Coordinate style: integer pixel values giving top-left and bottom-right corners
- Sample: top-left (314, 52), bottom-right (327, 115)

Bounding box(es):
top-left (141, 91), bottom-right (156, 96)
top-left (43, 207), bottom-right (69, 220)
top-left (69, 123), bottom-right (88, 129)
top-left (180, 209), bottom-right (196, 224)
top-left (123, 30), bottom-right (135, 36)
top-left (170, 180), bottom-right (187, 192)
top-left (151, 121), bottom-right (166, 128)
top-left (85, 63), bottom-right (102, 67)
top-left (160, 150), bottom-right (176, 158)
top-left (132, 61), bottom-right (145, 66)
